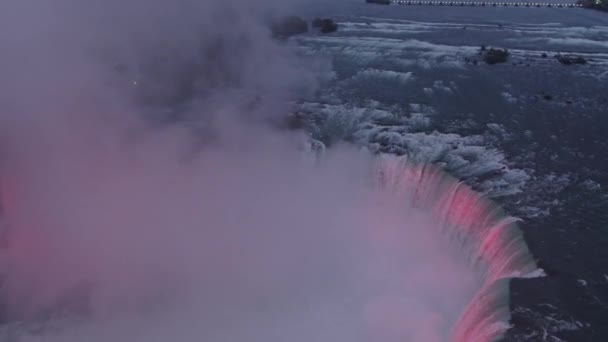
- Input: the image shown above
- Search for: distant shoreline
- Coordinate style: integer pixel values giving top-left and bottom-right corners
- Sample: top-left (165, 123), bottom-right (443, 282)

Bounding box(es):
top-left (577, 0), bottom-right (608, 11)
top-left (366, 0), bottom-right (607, 11)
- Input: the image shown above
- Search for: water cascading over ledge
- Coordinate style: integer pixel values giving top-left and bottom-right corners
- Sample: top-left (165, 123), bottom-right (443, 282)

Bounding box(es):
top-left (0, 148), bottom-right (540, 342)
top-left (374, 156), bottom-right (540, 342)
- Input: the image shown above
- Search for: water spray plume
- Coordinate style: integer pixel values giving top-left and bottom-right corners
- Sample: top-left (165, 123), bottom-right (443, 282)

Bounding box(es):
top-left (0, 0), bottom-right (539, 341)
top-left (0, 148), bottom-right (538, 342)
top-left (375, 157), bottom-right (539, 341)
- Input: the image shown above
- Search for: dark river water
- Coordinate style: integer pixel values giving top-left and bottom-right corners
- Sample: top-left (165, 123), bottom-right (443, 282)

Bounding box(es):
top-left (294, 1), bottom-right (608, 341)
top-left (0, 1), bottom-right (606, 341)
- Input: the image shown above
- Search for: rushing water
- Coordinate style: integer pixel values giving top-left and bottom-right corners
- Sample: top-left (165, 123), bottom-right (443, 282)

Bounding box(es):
top-left (294, 1), bottom-right (608, 340)
top-left (1, 1), bottom-right (607, 341)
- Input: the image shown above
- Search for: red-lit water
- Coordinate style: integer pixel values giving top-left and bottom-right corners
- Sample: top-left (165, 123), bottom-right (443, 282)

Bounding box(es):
top-left (0, 149), bottom-right (538, 342)
top-left (376, 157), bottom-right (538, 341)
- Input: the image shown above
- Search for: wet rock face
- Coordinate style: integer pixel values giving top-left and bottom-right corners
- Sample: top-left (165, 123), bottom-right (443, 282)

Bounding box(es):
top-left (483, 48), bottom-right (510, 65)
top-left (319, 19), bottom-right (338, 33)
top-left (313, 18), bottom-right (338, 33)
top-left (271, 16), bottom-right (308, 38)
top-left (284, 112), bottom-right (308, 131)
top-left (556, 54), bottom-right (587, 65)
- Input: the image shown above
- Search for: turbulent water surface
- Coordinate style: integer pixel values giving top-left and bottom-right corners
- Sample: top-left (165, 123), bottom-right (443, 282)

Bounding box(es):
top-left (0, 1), bottom-right (607, 342)
top-left (295, 1), bottom-right (608, 341)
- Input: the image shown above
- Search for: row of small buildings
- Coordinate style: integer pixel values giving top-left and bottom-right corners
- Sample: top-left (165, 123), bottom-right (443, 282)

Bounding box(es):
top-left (367, 0), bottom-right (607, 9)
top-left (577, 0), bottom-right (607, 9)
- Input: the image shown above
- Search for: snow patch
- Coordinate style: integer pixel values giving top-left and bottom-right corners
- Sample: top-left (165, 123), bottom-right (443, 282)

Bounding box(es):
top-left (297, 102), bottom-right (529, 198)
top-left (352, 69), bottom-right (414, 84)
top-left (522, 269), bottom-right (547, 278)
top-left (501, 92), bottom-right (518, 104)
top-left (580, 179), bottom-right (601, 192)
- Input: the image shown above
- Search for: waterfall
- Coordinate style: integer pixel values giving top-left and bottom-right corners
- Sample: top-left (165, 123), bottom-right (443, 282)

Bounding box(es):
top-left (374, 156), bottom-right (539, 341)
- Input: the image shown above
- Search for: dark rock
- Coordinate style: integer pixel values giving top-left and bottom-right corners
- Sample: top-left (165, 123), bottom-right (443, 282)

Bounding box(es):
top-left (483, 48), bottom-right (510, 65)
top-left (541, 53), bottom-right (548, 58)
top-left (543, 94), bottom-right (553, 101)
top-left (565, 100), bottom-right (573, 105)
top-left (480, 44), bottom-right (487, 51)
top-left (319, 18), bottom-right (338, 33)
top-left (555, 54), bottom-right (587, 65)
top-left (271, 16), bottom-right (308, 38)
top-left (312, 17), bottom-right (338, 33)
top-left (285, 112), bottom-right (307, 130)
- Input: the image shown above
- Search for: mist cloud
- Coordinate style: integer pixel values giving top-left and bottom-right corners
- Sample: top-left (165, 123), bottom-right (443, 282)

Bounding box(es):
top-left (0, 1), bottom-right (484, 341)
